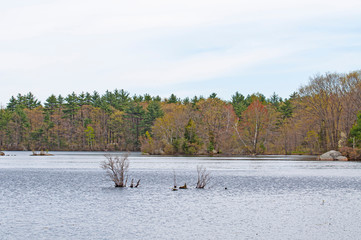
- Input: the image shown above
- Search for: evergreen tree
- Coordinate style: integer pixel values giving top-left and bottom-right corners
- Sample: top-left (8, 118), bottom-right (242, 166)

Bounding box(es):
top-left (144, 94), bottom-right (152, 102)
top-left (231, 92), bottom-right (247, 119)
top-left (7, 96), bottom-right (18, 111)
top-left (0, 108), bottom-right (12, 148)
top-left (78, 92), bottom-right (86, 106)
top-left (191, 96), bottom-right (199, 107)
top-left (124, 102), bottom-right (146, 150)
top-left (115, 89), bottom-right (131, 108)
top-left (279, 99), bottom-right (293, 119)
top-left (63, 92), bottom-right (80, 120)
top-left (91, 91), bottom-right (102, 107)
top-left (349, 112), bottom-right (361, 148)
top-left (209, 93), bottom-right (217, 99)
top-left (12, 106), bottom-right (30, 146)
top-left (7, 92), bottom-right (40, 110)
top-left (153, 95), bottom-right (162, 102)
top-left (133, 95), bottom-right (144, 102)
top-left (24, 92), bottom-right (41, 109)
top-left (102, 89), bottom-right (130, 110)
top-left (0, 108), bottom-right (12, 131)
top-left (143, 101), bottom-right (164, 134)
top-left (85, 126), bottom-right (95, 149)
top-left (268, 92), bottom-right (282, 109)
top-left (44, 94), bottom-right (59, 114)
top-left (182, 97), bottom-right (190, 105)
top-left (57, 95), bottom-right (64, 105)
top-left (167, 94), bottom-right (179, 104)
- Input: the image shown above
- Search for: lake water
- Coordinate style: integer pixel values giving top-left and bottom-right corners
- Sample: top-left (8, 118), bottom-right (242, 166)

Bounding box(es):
top-left (1, 152), bottom-right (361, 240)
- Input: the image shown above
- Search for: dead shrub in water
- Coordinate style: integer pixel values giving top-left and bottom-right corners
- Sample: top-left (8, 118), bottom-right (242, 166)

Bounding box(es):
top-left (196, 165), bottom-right (210, 189)
top-left (101, 154), bottom-right (129, 187)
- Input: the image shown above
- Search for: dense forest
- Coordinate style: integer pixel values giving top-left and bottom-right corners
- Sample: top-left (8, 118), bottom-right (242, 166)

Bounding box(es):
top-left (1, 71), bottom-right (361, 157)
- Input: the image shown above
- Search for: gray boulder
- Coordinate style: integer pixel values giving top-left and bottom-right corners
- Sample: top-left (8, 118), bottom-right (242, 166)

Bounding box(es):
top-left (336, 156), bottom-right (348, 161)
top-left (318, 150), bottom-right (347, 161)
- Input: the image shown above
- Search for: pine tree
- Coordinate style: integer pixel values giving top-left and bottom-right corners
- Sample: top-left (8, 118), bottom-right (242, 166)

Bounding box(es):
top-left (349, 112), bottom-right (361, 148)
top-left (167, 94), bottom-right (179, 104)
top-left (124, 102), bottom-right (146, 150)
top-left (63, 92), bottom-right (80, 120)
top-left (143, 101), bottom-right (164, 134)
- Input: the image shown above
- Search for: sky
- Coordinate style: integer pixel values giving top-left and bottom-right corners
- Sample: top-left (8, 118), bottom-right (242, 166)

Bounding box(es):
top-left (1, 0), bottom-right (361, 106)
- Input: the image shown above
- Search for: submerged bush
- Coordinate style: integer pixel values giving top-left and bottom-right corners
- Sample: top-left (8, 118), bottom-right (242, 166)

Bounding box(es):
top-left (196, 165), bottom-right (211, 189)
top-left (101, 154), bottom-right (129, 187)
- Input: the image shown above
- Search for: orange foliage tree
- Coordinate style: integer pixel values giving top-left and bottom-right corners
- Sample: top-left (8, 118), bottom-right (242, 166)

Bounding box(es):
top-left (238, 100), bottom-right (276, 154)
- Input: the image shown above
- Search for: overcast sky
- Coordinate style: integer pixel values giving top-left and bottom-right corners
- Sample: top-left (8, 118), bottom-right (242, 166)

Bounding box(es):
top-left (1, 0), bottom-right (360, 105)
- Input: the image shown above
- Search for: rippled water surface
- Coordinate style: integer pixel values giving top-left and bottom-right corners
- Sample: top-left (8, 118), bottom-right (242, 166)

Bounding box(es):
top-left (1, 152), bottom-right (361, 239)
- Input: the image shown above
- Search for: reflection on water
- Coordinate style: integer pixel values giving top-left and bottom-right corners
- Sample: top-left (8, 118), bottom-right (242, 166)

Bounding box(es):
top-left (1, 151), bottom-right (361, 239)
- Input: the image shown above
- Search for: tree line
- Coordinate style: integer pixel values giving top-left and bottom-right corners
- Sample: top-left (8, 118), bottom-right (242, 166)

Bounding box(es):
top-left (1, 70), bottom-right (361, 156)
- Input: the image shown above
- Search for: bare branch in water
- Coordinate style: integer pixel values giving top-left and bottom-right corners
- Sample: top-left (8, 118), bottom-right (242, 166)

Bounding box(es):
top-left (101, 153), bottom-right (129, 187)
top-left (196, 165), bottom-right (211, 189)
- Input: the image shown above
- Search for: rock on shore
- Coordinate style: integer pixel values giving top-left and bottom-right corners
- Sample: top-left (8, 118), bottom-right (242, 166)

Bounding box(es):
top-left (0, 151), bottom-right (4, 156)
top-left (318, 150), bottom-right (348, 161)
top-left (31, 151), bottom-right (54, 156)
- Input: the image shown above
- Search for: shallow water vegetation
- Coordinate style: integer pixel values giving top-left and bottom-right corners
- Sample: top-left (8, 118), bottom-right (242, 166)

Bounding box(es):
top-left (171, 166), bottom-right (210, 190)
top-left (129, 178), bottom-right (140, 188)
top-left (101, 153), bottom-right (132, 187)
top-left (196, 165), bottom-right (211, 189)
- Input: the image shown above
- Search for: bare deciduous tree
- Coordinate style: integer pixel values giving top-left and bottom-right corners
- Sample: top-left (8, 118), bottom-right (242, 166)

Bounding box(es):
top-left (196, 165), bottom-right (210, 189)
top-left (299, 73), bottom-right (344, 151)
top-left (101, 154), bottom-right (129, 187)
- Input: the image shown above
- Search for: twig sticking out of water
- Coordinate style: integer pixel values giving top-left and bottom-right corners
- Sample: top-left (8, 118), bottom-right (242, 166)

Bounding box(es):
top-left (135, 179), bottom-right (140, 188)
top-left (129, 179), bottom-right (141, 188)
top-left (196, 165), bottom-right (210, 189)
top-left (173, 170), bottom-right (177, 189)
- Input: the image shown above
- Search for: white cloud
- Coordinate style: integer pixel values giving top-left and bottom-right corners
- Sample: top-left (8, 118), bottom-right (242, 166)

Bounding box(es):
top-left (1, 0), bottom-right (361, 40)
top-left (0, 0), bottom-right (360, 104)
top-left (116, 46), bottom-right (293, 87)
top-left (0, 52), bottom-right (79, 71)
